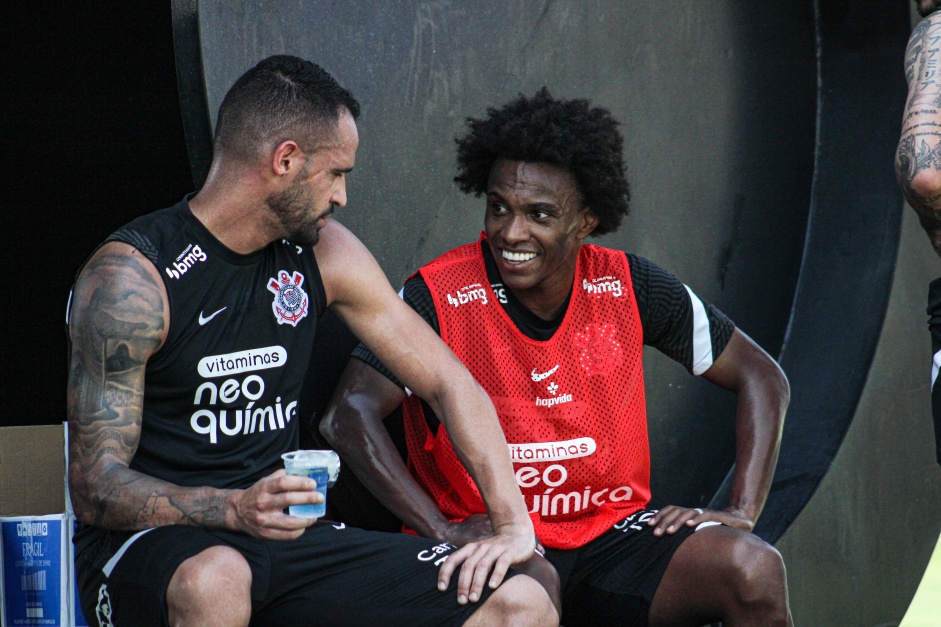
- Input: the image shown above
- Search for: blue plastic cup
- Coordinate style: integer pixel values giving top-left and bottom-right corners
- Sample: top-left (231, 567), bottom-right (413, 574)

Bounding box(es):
top-left (281, 450), bottom-right (341, 518)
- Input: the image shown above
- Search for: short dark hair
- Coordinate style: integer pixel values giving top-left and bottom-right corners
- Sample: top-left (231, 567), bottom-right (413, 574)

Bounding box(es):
top-left (454, 88), bottom-right (629, 236)
top-left (214, 55), bottom-right (361, 163)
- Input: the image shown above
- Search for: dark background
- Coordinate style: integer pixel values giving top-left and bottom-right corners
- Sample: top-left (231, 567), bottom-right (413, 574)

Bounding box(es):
top-left (2, 2), bottom-right (192, 427)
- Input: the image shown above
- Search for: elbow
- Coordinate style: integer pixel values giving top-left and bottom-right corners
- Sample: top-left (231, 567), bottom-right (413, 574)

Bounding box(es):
top-left (775, 367), bottom-right (790, 417)
top-left (67, 466), bottom-right (98, 526)
top-left (907, 169), bottom-right (941, 203)
top-left (319, 409), bottom-right (342, 448)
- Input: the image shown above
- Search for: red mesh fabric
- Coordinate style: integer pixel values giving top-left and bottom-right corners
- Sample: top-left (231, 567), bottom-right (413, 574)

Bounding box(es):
top-left (403, 235), bottom-right (649, 549)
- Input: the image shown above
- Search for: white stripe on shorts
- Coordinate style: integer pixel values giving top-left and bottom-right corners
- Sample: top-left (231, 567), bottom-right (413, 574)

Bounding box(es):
top-left (684, 285), bottom-right (714, 375)
top-left (102, 528), bottom-right (155, 577)
top-left (933, 349), bottom-right (941, 388)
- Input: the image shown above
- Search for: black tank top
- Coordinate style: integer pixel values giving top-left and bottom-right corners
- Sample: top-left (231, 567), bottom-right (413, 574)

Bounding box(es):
top-left (82, 197), bottom-right (325, 489)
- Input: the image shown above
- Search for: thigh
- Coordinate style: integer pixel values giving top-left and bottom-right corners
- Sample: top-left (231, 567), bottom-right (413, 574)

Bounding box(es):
top-left (75, 525), bottom-right (227, 627)
top-left (546, 509), bottom-right (696, 627)
top-left (251, 522), bottom-right (514, 627)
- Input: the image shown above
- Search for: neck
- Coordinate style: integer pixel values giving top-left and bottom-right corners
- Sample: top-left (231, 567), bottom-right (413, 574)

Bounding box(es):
top-left (188, 163), bottom-right (278, 254)
top-left (513, 286), bottom-right (572, 321)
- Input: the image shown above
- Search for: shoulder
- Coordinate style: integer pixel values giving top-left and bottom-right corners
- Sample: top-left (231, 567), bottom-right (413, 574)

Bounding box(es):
top-left (420, 240), bottom-right (482, 272)
top-left (313, 220), bottom-right (369, 280)
top-left (76, 241), bottom-right (165, 293)
top-left (69, 241), bottom-right (169, 348)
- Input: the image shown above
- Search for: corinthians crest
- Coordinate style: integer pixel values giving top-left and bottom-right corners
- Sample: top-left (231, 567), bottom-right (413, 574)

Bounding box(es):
top-left (267, 270), bottom-right (309, 326)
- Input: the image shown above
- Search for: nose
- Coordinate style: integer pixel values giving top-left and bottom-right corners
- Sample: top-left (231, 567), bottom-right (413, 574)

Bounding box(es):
top-left (331, 179), bottom-right (348, 208)
top-left (502, 214), bottom-right (529, 244)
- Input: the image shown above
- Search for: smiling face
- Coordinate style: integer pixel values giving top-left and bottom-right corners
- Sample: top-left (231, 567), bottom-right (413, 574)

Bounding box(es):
top-left (266, 110), bottom-right (358, 246)
top-left (484, 159), bottom-right (598, 319)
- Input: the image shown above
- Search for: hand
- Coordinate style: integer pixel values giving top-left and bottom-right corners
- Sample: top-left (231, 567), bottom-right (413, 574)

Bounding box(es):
top-left (442, 513), bottom-right (494, 546)
top-left (647, 505), bottom-right (756, 536)
top-left (436, 522), bottom-right (537, 605)
top-left (228, 469), bottom-right (321, 540)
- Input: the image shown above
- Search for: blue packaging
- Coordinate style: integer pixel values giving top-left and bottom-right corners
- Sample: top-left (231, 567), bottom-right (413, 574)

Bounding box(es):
top-left (0, 515), bottom-right (68, 627)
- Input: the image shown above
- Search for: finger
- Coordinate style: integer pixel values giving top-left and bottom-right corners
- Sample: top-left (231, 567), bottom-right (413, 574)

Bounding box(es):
top-left (654, 508), bottom-right (694, 535)
top-left (488, 552), bottom-right (513, 590)
top-left (437, 544), bottom-right (468, 594)
top-left (466, 542), bottom-right (508, 602)
top-left (646, 506), bottom-right (675, 527)
top-left (272, 473), bottom-right (319, 493)
top-left (261, 509), bottom-right (319, 531)
top-left (257, 525), bottom-right (309, 541)
top-left (279, 489), bottom-right (325, 508)
top-left (456, 546), bottom-right (484, 604)
top-left (685, 507), bottom-right (706, 526)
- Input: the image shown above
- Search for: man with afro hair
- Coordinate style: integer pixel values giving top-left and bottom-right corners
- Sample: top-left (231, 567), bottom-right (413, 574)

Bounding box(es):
top-left (322, 89), bottom-right (793, 626)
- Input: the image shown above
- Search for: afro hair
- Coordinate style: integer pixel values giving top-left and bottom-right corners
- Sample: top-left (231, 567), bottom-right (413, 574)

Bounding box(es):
top-left (454, 87), bottom-right (629, 236)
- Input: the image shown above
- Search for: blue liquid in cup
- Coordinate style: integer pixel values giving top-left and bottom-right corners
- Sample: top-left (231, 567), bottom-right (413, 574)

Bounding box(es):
top-left (288, 466), bottom-right (328, 518)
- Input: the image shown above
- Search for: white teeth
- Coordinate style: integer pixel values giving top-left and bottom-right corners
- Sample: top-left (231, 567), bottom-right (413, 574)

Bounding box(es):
top-left (502, 250), bottom-right (536, 262)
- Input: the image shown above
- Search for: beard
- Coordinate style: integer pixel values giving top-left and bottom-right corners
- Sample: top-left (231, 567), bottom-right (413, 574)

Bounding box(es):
top-left (265, 178), bottom-right (332, 248)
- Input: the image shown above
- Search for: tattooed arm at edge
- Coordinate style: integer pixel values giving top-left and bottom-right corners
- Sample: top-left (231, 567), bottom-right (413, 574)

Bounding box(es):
top-left (897, 7), bottom-right (941, 257)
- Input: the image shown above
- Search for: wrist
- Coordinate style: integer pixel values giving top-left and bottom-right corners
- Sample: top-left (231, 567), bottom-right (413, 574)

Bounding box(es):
top-left (420, 513), bottom-right (454, 543)
top-left (223, 489), bottom-right (243, 531)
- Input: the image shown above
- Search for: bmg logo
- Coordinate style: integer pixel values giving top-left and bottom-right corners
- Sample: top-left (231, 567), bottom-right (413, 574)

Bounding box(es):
top-left (165, 244), bottom-right (207, 280)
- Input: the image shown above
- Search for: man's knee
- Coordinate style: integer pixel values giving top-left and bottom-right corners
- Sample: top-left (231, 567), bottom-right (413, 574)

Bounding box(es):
top-left (464, 575), bottom-right (558, 626)
top-left (726, 534), bottom-right (789, 619)
top-left (167, 546), bottom-right (252, 626)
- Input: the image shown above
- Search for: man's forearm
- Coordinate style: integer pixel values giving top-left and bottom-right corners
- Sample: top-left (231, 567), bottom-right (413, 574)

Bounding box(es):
top-left (726, 381), bottom-right (787, 522)
top-left (429, 376), bottom-right (532, 535)
top-left (703, 330), bottom-right (789, 525)
top-left (69, 456), bottom-right (235, 531)
top-left (320, 364), bottom-right (455, 540)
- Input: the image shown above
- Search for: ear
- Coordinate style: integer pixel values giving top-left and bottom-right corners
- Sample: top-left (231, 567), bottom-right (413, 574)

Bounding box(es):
top-left (271, 140), bottom-right (301, 176)
top-left (577, 207), bottom-right (600, 239)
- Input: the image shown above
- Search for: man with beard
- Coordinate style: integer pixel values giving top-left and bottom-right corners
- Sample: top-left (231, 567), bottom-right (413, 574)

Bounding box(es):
top-left (66, 55), bottom-right (556, 627)
top-left (322, 89), bottom-right (793, 626)
top-left (897, 0), bottom-right (941, 466)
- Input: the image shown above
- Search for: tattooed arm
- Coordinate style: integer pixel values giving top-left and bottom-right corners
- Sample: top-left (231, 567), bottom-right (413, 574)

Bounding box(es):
top-left (897, 10), bottom-right (941, 257)
top-left (67, 242), bottom-right (319, 538)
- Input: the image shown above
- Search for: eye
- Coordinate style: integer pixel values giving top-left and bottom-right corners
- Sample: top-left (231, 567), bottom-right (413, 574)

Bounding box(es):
top-left (532, 209), bottom-right (551, 220)
top-left (489, 202), bottom-right (508, 215)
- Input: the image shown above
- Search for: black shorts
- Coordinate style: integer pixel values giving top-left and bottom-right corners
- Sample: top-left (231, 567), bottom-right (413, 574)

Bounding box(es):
top-left (74, 521), bottom-right (506, 627)
top-left (543, 508), bottom-right (708, 627)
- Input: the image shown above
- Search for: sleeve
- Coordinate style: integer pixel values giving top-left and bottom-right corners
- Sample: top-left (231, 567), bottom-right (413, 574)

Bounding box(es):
top-left (628, 253), bottom-right (735, 375)
top-left (349, 273), bottom-right (440, 389)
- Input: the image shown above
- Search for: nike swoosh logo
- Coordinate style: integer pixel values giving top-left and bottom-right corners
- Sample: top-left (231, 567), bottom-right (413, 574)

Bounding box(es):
top-left (531, 365), bottom-right (560, 382)
top-left (198, 307), bottom-right (227, 326)
top-left (332, 522), bottom-right (346, 530)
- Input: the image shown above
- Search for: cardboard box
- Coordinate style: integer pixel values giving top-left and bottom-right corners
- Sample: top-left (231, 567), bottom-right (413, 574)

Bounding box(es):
top-left (0, 425), bottom-right (87, 627)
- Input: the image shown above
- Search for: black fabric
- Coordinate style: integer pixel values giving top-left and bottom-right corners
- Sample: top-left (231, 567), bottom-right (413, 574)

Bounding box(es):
top-left (76, 523), bottom-right (507, 627)
top-left (928, 277), bottom-right (941, 465)
top-left (542, 509), bottom-right (697, 627)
